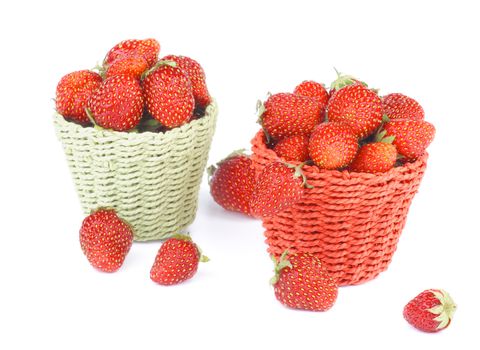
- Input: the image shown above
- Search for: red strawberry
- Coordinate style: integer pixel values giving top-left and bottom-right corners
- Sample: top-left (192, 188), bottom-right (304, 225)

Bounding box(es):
top-left (250, 162), bottom-right (311, 217)
top-left (105, 55), bottom-right (149, 79)
top-left (258, 93), bottom-right (323, 141)
top-left (143, 61), bottom-right (195, 128)
top-left (55, 70), bottom-right (102, 125)
top-left (348, 142), bottom-right (397, 173)
top-left (162, 55), bottom-right (211, 109)
top-left (79, 209), bottom-right (133, 273)
top-left (403, 289), bottom-right (456, 332)
top-left (87, 74), bottom-right (144, 131)
top-left (271, 250), bottom-right (338, 311)
top-left (273, 134), bottom-right (310, 162)
top-left (308, 122), bottom-right (359, 170)
top-left (208, 151), bottom-right (256, 216)
top-left (150, 234), bottom-right (209, 285)
top-left (383, 120), bottom-right (435, 161)
top-left (104, 38), bottom-right (160, 68)
top-left (382, 93), bottom-right (424, 121)
top-left (327, 84), bottom-right (383, 139)
top-left (293, 80), bottom-right (329, 108)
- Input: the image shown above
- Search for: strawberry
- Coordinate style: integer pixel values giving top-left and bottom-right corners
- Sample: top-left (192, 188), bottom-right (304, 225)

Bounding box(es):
top-left (383, 120), bottom-right (435, 161)
top-left (104, 38), bottom-right (160, 68)
top-left (250, 162), bottom-right (311, 217)
top-left (143, 61), bottom-right (195, 128)
top-left (258, 93), bottom-right (323, 141)
top-left (329, 69), bottom-right (366, 97)
top-left (348, 142), bottom-right (397, 173)
top-left (293, 80), bottom-right (329, 109)
top-left (55, 70), bottom-right (102, 125)
top-left (79, 209), bottom-right (133, 273)
top-left (207, 151), bottom-right (256, 216)
top-left (382, 93), bottom-right (424, 121)
top-left (308, 122), bottom-right (359, 170)
top-left (327, 84), bottom-right (383, 139)
top-left (87, 74), bottom-right (144, 131)
top-left (271, 250), bottom-right (338, 311)
top-left (273, 134), bottom-right (310, 162)
top-left (162, 55), bottom-right (211, 109)
top-left (104, 55), bottom-right (149, 79)
top-left (150, 234), bottom-right (209, 285)
top-left (403, 289), bottom-right (456, 332)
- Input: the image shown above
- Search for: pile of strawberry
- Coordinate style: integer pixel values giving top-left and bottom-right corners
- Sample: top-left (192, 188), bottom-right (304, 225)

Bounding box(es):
top-left (55, 38), bottom-right (211, 132)
top-left (209, 71), bottom-right (436, 218)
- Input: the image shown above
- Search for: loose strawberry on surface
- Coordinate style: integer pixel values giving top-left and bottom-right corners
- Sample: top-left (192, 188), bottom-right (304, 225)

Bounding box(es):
top-left (163, 55), bottom-right (211, 110)
top-left (382, 93), bottom-right (424, 121)
top-left (258, 93), bottom-right (324, 141)
top-left (403, 289), bottom-right (456, 332)
top-left (150, 234), bottom-right (209, 285)
top-left (143, 60), bottom-right (195, 128)
top-left (79, 209), bottom-right (133, 273)
top-left (308, 121), bottom-right (359, 170)
top-left (208, 151), bottom-right (257, 216)
top-left (56, 70), bottom-right (102, 125)
top-left (87, 74), bottom-right (144, 131)
top-left (271, 250), bottom-right (338, 312)
top-left (250, 161), bottom-right (311, 217)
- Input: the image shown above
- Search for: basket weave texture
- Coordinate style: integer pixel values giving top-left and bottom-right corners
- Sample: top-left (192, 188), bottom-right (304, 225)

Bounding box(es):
top-left (251, 130), bottom-right (428, 286)
top-left (54, 101), bottom-right (217, 241)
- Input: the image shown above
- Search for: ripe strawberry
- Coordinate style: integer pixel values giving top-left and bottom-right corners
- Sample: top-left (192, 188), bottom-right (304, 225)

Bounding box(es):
top-left (348, 142), bottom-right (397, 173)
top-left (258, 93), bottom-right (323, 140)
top-left (273, 134), bottom-right (310, 162)
top-left (383, 120), bottom-right (435, 161)
top-left (271, 251), bottom-right (338, 311)
top-left (79, 209), bottom-right (133, 273)
top-left (403, 289), bottom-right (456, 332)
top-left (250, 162), bottom-right (311, 217)
top-left (150, 234), bottom-right (209, 285)
top-left (55, 70), bottom-right (102, 125)
top-left (293, 80), bottom-right (329, 109)
top-left (382, 93), bottom-right (424, 121)
top-left (104, 38), bottom-right (160, 68)
top-left (87, 74), bottom-right (144, 131)
top-left (327, 84), bottom-right (383, 139)
top-left (208, 151), bottom-right (256, 216)
top-left (162, 55), bottom-right (211, 109)
top-left (308, 122), bottom-right (359, 170)
top-left (143, 61), bottom-right (195, 128)
top-left (105, 55), bottom-right (149, 79)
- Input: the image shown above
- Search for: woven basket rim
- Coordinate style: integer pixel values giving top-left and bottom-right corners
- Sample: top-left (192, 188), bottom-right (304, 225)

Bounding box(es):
top-left (53, 99), bottom-right (218, 141)
top-left (251, 129), bottom-right (428, 180)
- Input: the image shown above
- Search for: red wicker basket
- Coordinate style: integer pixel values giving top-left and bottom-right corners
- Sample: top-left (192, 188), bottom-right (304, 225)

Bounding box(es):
top-left (251, 130), bottom-right (428, 286)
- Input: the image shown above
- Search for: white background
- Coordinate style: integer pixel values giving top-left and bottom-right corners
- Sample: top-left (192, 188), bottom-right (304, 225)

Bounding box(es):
top-left (1, 0), bottom-right (478, 349)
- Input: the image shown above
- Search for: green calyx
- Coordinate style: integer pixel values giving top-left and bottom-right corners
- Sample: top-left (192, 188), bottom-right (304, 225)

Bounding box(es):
top-left (330, 67), bottom-right (359, 91)
top-left (429, 289), bottom-right (457, 330)
top-left (270, 250), bottom-right (292, 285)
top-left (374, 129), bottom-right (395, 144)
top-left (141, 59), bottom-right (178, 80)
top-left (283, 161), bottom-right (314, 189)
top-left (92, 62), bottom-right (107, 79)
top-left (256, 95), bottom-right (274, 144)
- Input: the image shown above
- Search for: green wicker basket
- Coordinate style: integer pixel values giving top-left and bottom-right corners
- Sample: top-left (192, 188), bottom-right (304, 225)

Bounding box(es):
top-left (54, 101), bottom-right (217, 241)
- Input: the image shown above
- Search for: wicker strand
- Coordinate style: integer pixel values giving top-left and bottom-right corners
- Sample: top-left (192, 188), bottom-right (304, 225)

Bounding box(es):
top-left (251, 130), bottom-right (427, 286)
top-left (54, 101), bottom-right (218, 241)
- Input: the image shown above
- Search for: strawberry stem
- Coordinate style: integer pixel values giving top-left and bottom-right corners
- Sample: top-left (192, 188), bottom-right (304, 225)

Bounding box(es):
top-left (141, 59), bottom-right (178, 80)
top-left (270, 250), bottom-right (292, 285)
top-left (283, 161), bottom-right (313, 189)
